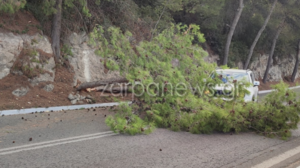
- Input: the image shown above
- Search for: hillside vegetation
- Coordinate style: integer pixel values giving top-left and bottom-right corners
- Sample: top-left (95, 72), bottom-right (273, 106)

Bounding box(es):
top-left (1, 1), bottom-right (300, 71)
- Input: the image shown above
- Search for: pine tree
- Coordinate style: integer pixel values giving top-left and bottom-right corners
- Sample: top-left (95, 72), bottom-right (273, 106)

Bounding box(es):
top-left (223, 0), bottom-right (244, 66)
top-left (244, 0), bottom-right (277, 70)
top-left (291, 40), bottom-right (300, 82)
top-left (24, 0), bottom-right (93, 61)
top-left (90, 24), bottom-right (300, 139)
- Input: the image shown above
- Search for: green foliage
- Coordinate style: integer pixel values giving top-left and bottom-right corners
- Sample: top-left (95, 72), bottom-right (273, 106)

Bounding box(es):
top-left (91, 24), bottom-right (300, 139)
top-left (31, 38), bottom-right (38, 45)
top-left (61, 44), bottom-right (73, 59)
top-left (218, 65), bottom-right (230, 69)
top-left (31, 58), bottom-right (40, 63)
top-left (21, 26), bottom-right (29, 34)
top-left (26, 0), bottom-right (92, 31)
top-left (181, 0), bottom-right (225, 30)
top-left (28, 0), bottom-right (91, 17)
top-left (29, 49), bottom-right (38, 57)
top-left (41, 0), bottom-right (56, 16)
top-left (14, 30), bottom-right (20, 34)
top-left (106, 103), bottom-right (155, 135)
top-left (228, 41), bottom-right (249, 66)
top-left (64, 0), bottom-right (91, 17)
top-left (0, 0), bottom-right (26, 14)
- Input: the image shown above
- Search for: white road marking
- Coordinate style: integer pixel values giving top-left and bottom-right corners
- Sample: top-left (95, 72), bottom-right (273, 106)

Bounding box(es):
top-left (0, 133), bottom-right (116, 155)
top-left (0, 131), bottom-right (113, 152)
top-left (0, 131), bottom-right (116, 155)
top-left (252, 145), bottom-right (300, 168)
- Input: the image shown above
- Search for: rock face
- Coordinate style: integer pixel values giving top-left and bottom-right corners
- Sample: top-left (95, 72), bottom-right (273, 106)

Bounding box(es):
top-left (65, 33), bottom-right (121, 86)
top-left (29, 56), bottom-right (56, 85)
top-left (12, 87), bottom-right (29, 97)
top-left (204, 54), bottom-right (220, 64)
top-left (0, 33), bottom-right (23, 79)
top-left (68, 93), bottom-right (94, 104)
top-left (0, 33), bottom-right (55, 84)
top-left (247, 54), bottom-right (300, 82)
top-left (43, 84), bottom-right (54, 92)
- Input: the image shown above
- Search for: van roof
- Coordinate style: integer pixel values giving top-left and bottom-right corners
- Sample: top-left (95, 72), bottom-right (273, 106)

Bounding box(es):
top-left (215, 69), bottom-right (251, 73)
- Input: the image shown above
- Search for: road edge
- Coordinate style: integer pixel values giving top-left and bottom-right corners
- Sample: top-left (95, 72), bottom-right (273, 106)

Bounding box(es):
top-left (0, 102), bottom-right (131, 116)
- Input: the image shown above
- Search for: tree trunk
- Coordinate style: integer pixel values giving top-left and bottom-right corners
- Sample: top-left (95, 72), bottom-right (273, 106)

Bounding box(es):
top-left (223, 0), bottom-right (244, 66)
top-left (244, 0), bottom-right (277, 69)
top-left (98, 88), bottom-right (131, 93)
top-left (51, 0), bottom-right (62, 60)
top-left (76, 78), bottom-right (129, 91)
top-left (95, 84), bottom-right (132, 93)
top-left (262, 20), bottom-right (285, 84)
top-left (291, 40), bottom-right (300, 82)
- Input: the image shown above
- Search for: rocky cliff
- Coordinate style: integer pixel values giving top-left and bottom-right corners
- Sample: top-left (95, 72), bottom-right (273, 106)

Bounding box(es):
top-left (64, 32), bottom-right (121, 86)
top-left (0, 32), bottom-right (55, 85)
top-left (0, 32), bottom-right (120, 87)
top-left (204, 54), bottom-right (300, 82)
top-left (247, 54), bottom-right (299, 82)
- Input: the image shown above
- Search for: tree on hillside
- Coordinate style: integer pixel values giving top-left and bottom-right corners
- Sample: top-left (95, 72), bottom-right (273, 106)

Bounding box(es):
top-left (148, 0), bottom-right (184, 40)
top-left (172, 0), bottom-right (225, 55)
top-left (263, 18), bottom-right (285, 84)
top-left (262, 0), bottom-right (300, 83)
top-left (25, 0), bottom-right (93, 60)
top-left (291, 40), bottom-right (300, 82)
top-left (282, 0), bottom-right (300, 82)
top-left (177, 0), bottom-right (225, 29)
top-left (244, 0), bottom-right (277, 69)
top-left (51, 0), bottom-right (62, 60)
top-left (223, 0), bottom-right (244, 66)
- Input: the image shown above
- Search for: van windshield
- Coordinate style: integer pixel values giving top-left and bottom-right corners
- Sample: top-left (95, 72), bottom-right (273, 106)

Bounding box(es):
top-left (213, 71), bottom-right (250, 83)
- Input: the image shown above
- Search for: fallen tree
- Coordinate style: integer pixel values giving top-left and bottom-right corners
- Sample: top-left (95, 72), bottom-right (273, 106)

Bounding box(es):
top-left (95, 84), bottom-right (132, 93)
top-left (88, 24), bottom-right (300, 139)
top-left (76, 78), bottom-right (128, 91)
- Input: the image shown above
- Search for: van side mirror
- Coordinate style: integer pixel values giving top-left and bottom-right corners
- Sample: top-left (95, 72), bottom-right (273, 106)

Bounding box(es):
top-left (254, 81), bottom-right (260, 86)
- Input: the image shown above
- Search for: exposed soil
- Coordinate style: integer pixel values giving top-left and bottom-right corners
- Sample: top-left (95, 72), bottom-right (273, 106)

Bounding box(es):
top-left (0, 66), bottom-right (132, 111)
top-left (0, 10), bottom-right (41, 35)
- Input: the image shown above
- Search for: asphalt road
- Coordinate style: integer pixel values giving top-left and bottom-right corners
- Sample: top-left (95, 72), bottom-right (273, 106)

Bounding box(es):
top-left (0, 91), bottom-right (300, 168)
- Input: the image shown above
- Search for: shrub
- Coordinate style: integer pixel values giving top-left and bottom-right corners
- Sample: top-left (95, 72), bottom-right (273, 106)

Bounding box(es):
top-left (0, 0), bottom-right (26, 14)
